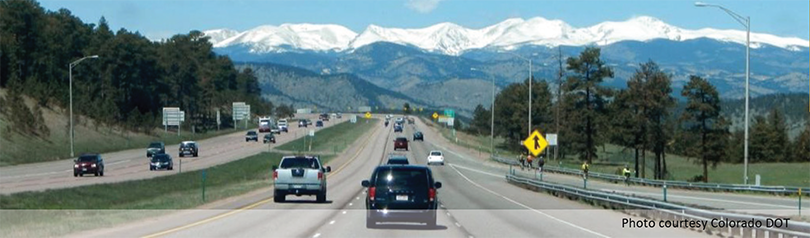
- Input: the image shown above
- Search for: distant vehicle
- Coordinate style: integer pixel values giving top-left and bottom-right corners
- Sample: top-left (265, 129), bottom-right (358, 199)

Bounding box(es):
top-left (307, 119), bottom-right (313, 125)
top-left (427, 150), bottom-right (445, 166)
top-left (320, 113), bottom-right (329, 121)
top-left (277, 119), bottom-right (289, 133)
top-left (245, 131), bottom-right (259, 142)
top-left (178, 141), bottom-right (199, 157)
top-left (74, 154), bottom-right (104, 177)
top-left (263, 134), bottom-right (276, 144)
top-left (146, 142), bottom-right (165, 157)
top-left (336, 113), bottom-right (342, 119)
top-left (270, 127), bottom-right (281, 134)
top-left (408, 118), bottom-right (415, 124)
top-left (362, 165), bottom-right (442, 228)
top-left (386, 155), bottom-right (409, 165)
top-left (259, 117), bottom-right (273, 133)
top-left (149, 154), bottom-right (174, 170)
top-left (298, 119), bottom-right (307, 128)
top-left (394, 124), bottom-right (403, 133)
top-left (393, 137), bottom-right (409, 151)
top-left (316, 120), bottom-right (324, 127)
top-left (413, 132), bottom-right (424, 141)
top-left (272, 155), bottom-right (331, 203)
top-left (385, 120), bottom-right (389, 127)
top-left (331, 113), bottom-right (337, 119)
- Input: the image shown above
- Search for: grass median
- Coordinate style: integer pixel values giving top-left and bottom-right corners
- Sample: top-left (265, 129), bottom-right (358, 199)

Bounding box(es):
top-left (276, 119), bottom-right (377, 153)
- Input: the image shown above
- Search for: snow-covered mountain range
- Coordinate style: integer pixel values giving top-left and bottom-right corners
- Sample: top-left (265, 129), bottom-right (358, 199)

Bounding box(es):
top-left (204, 16), bottom-right (809, 55)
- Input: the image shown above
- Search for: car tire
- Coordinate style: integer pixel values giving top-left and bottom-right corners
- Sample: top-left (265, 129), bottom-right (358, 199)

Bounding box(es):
top-left (194, 153), bottom-right (198, 157)
top-left (316, 190), bottom-right (327, 203)
top-left (74, 173), bottom-right (78, 177)
top-left (79, 173), bottom-right (83, 177)
top-left (168, 166), bottom-right (173, 170)
top-left (180, 153), bottom-right (184, 157)
top-left (100, 169), bottom-right (104, 176)
top-left (274, 192), bottom-right (285, 203)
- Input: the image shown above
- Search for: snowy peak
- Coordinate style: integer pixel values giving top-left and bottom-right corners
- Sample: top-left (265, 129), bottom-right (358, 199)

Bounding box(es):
top-left (207, 16), bottom-right (809, 55)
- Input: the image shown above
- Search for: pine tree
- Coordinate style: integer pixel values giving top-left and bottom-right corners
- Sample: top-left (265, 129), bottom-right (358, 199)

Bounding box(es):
top-left (680, 76), bottom-right (728, 182)
top-left (793, 122), bottom-right (810, 162)
top-left (563, 47), bottom-right (613, 163)
top-left (469, 104), bottom-right (490, 135)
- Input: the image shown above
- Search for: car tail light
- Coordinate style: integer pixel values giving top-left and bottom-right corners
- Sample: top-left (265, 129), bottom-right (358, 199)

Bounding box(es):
top-left (318, 171), bottom-right (323, 180)
top-left (369, 187), bottom-right (376, 200)
top-left (428, 188), bottom-right (436, 202)
top-left (273, 171), bottom-right (278, 180)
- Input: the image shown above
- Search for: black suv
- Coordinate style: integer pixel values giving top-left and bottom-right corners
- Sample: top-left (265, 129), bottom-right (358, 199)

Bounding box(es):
top-left (150, 154), bottom-right (174, 170)
top-left (413, 132), bottom-right (424, 141)
top-left (74, 154), bottom-right (105, 177)
top-left (362, 165), bottom-right (442, 228)
top-left (179, 141), bottom-right (199, 157)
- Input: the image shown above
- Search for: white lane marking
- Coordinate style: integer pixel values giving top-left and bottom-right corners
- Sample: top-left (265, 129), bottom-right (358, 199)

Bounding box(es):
top-left (342, 211), bottom-right (347, 214)
top-left (455, 222), bottom-right (461, 227)
top-left (356, 197), bottom-right (359, 200)
top-left (329, 220), bottom-right (335, 225)
top-left (313, 233), bottom-right (321, 238)
top-left (349, 203), bottom-right (353, 206)
top-left (106, 159), bottom-right (132, 166)
top-left (449, 163), bottom-right (502, 178)
top-left (449, 164), bottom-right (611, 238)
top-left (597, 188), bottom-right (796, 209)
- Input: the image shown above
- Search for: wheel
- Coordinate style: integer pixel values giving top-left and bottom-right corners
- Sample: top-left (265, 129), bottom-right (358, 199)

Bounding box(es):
top-left (100, 169), bottom-right (104, 176)
top-left (274, 191), bottom-right (286, 203)
top-left (316, 190), bottom-right (327, 203)
top-left (79, 173), bottom-right (83, 177)
top-left (194, 153), bottom-right (198, 157)
top-left (168, 166), bottom-right (173, 170)
top-left (95, 170), bottom-right (99, 176)
top-left (74, 173), bottom-right (78, 177)
top-left (180, 153), bottom-right (184, 157)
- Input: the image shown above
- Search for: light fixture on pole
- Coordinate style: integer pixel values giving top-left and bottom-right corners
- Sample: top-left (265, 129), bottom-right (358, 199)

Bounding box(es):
top-left (69, 55), bottom-right (99, 158)
top-left (695, 2), bottom-right (750, 184)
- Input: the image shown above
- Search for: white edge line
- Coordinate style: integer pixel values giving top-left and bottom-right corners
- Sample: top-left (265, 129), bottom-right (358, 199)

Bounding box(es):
top-left (449, 164), bottom-right (611, 238)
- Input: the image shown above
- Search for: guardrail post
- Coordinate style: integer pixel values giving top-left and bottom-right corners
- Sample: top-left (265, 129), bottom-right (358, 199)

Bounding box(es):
top-left (583, 177), bottom-right (587, 189)
top-left (663, 184), bottom-right (668, 202)
top-left (799, 188), bottom-right (802, 217)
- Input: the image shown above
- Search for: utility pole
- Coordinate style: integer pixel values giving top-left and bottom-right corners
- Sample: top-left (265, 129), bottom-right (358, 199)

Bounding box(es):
top-left (556, 46), bottom-right (563, 161)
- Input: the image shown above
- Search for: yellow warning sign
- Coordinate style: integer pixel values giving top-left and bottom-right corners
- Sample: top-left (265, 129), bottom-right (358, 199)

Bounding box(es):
top-left (364, 112), bottom-right (372, 119)
top-left (523, 130), bottom-right (549, 157)
top-left (432, 112), bottom-right (439, 119)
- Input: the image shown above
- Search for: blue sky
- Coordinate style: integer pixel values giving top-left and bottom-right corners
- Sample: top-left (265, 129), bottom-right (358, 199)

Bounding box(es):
top-left (38, 0), bottom-right (809, 41)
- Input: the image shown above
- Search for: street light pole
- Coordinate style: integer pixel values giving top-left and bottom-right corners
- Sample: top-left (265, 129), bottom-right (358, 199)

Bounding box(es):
top-left (695, 2), bottom-right (750, 184)
top-left (471, 67), bottom-right (496, 157)
top-left (69, 55), bottom-right (99, 158)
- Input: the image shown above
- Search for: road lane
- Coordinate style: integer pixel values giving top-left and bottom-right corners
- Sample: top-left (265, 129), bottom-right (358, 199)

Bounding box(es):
top-left (0, 114), bottom-right (343, 194)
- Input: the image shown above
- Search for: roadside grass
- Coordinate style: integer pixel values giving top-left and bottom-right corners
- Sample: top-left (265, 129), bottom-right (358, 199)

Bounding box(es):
top-left (421, 117), bottom-right (810, 187)
top-left (276, 119), bottom-right (377, 153)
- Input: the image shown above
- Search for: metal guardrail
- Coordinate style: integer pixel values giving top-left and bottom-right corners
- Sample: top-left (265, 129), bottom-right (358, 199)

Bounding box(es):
top-left (506, 173), bottom-right (810, 237)
top-left (492, 156), bottom-right (810, 196)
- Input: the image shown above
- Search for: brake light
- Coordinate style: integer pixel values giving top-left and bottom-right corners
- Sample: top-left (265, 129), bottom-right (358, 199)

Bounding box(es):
top-left (369, 187), bottom-right (376, 200)
top-left (428, 188), bottom-right (436, 202)
top-left (318, 171), bottom-right (323, 180)
top-left (273, 171), bottom-right (278, 180)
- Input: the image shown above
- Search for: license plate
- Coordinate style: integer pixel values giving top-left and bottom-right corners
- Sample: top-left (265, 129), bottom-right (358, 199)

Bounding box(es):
top-left (396, 195), bottom-right (408, 201)
top-left (292, 185), bottom-right (303, 189)
top-left (82, 168), bottom-right (87, 171)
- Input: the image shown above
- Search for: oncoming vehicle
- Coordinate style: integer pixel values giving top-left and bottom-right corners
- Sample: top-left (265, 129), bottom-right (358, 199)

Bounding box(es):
top-left (316, 120), bottom-right (324, 127)
top-left (258, 117), bottom-right (273, 133)
top-left (149, 154), bottom-right (174, 170)
top-left (298, 119), bottom-right (308, 128)
top-left (413, 131), bottom-right (424, 141)
top-left (393, 137), bottom-right (409, 151)
top-left (272, 156), bottom-right (331, 203)
top-left (178, 141), bottom-right (198, 157)
top-left (245, 130), bottom-right (259, 142)
top-left (362, 165), bottom-right (442, 228)
top-left (74, 154), bottom-right (104, 177)
top-left (427, 150), bottom-right (445, 166)
top-left (264, 134), bottom-right (276, 144)
top-left (277, 119), bottom-right (289, 133)
top-left (146, 141), bottom-right (165, 157)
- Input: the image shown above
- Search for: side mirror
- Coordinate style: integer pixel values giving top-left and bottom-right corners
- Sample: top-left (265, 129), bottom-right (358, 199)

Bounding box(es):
top-left (73, 159), bottom-right (77, 163)
top-left (434, 182), bottom-right (442, 189)
top-left (326, 166), bottom-right (332, 172)
top-left (361, 180), bottom-right (370, 187)
top-left (272, 165), bottom-right (278, 171)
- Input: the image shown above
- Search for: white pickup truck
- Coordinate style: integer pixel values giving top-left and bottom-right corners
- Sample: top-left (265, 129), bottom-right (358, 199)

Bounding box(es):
top-left (272, 155), bottom-right (331, 203)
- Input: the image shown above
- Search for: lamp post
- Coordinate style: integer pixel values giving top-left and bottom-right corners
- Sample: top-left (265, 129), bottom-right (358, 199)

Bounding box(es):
top-left (695, 2), bottom-right (750, 184)
top-left (69, 55), bottom-right (99, 158)
top-left (471, 67), bottom-right (496, 157)
top-left (509, 53), bottom-right (534, 137)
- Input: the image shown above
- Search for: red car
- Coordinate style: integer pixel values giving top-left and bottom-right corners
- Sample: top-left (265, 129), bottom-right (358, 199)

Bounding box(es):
top-left (393, 137), bottom-right (409, 151)
top-left (74, 154), bottom-right (105, 177)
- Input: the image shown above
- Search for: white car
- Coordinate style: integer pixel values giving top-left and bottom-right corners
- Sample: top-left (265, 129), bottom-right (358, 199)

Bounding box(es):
top-left (427, 150), bottom-right (445, 165)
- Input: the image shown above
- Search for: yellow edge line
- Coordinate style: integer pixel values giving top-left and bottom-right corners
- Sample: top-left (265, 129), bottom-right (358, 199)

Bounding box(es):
top-left (142, 119), bottom-right (381, 238)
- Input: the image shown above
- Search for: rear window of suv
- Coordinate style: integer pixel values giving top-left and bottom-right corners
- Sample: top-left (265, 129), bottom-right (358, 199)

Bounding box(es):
top-left (280, 158), bottom-right (320, 169)
top-left (395, 137), bottom-right (407, 142)
top-left (374, 167), bottom-right (429, 188)
top-left (78, 155), bottom-right (97, 162)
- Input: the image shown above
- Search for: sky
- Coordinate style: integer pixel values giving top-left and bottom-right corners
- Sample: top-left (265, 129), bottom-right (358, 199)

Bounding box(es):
top-left (38, 0), bottom-right (810, 41)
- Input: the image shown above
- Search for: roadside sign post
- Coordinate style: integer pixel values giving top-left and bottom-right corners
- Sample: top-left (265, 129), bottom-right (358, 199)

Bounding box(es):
top-left (201, 169), bottom-right (206, 202)
top-left (800, 188), bottom-right (802, 216)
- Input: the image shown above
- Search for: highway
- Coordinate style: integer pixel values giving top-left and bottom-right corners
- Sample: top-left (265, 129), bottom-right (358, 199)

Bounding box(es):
top-left (72, 117), bottom-right (711, 238)
top-left (0, 114), bottom-right (338, 194)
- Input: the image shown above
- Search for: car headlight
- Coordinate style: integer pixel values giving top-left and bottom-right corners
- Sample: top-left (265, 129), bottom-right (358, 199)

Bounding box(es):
top-left (91, 164), bottom-right (97, 168)
top-left (74, 164), bottom-right (79, 168)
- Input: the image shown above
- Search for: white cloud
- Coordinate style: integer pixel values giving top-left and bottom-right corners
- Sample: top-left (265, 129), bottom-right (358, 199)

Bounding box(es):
top-left (405, 0), bottom-right (442, 13)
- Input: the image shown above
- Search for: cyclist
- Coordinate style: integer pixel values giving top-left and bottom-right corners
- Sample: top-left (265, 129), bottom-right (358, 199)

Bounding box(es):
top-left (526, 154), bottom-right (534, 169)
top-left (622, 165), bottom-right (632, 186)
top-left (581, 161), bottom-right (590, 179)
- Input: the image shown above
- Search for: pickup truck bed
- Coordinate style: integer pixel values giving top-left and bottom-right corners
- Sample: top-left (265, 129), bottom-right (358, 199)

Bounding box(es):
top-left (273, 156), bottom-right (331, 203)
